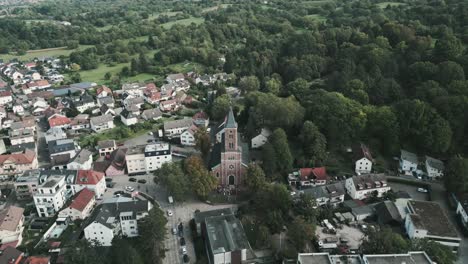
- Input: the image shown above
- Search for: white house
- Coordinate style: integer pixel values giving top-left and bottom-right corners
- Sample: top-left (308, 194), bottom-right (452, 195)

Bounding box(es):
top-left (125, 146), bottom-right (146, 175)
top-left (90, 114), bottom-right (115, 133)
top-left (405, 200), bottom-right (461, 252)
top-left (251, 128), bottom-right (271, 149)
top-left (0, 206), bottom-right (25, 246)
top-left (142, 108), bottom-right (162, 121)
top-left (400, 150), bottom-right (418, 176)
top-left (302, 182), bottom-right (345, 207)
top-left (354, 143), bottom-right (373, 174)
top-left (96, 85), bottom-right (112, 98)
top-left (345, 174), bottom-right (390, 200)
top-left (0, 91), bottom-right (13, 106)
top-left (84, 198), bottom-right (152, 246)
top-left (166, 73), bottom-right (185, 83)
top-left (163, 118), bottom-right (193, 138)
top-left (58, 188), bottom-right (95, 220)
top-left (120, 109), bottom-right (138, 126)
top-left (121, 82), bottom-right (146, 97)
top-left (98, 140), bottom-right (117, 157)
top-left (71, 170), bottom-right (106, 198)
top-left (126, 143), bottom-right (172, 174)
top-left (67, 149), bottom-right (93, 170)
top-left (12, 104), bottom-right (24, 115)
top-left (425, 156), bottom-right (444, 178)
top-left (34, 175), bottom-right (68, 217)
top-left (44, 127), bottom-right (67, 143)
top-left (9, 129), bottom-right (35, 146)
top-left (180, 125), bottom-right (198, 146)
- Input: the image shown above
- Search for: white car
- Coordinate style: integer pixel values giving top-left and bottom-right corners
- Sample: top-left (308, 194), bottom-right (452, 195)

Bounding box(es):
top-left (125, 186), bottom-right (135, 192)
top-left (181, 246), bottom-right (187, 254)
top-left (172, 227), bottom-right (177, 235)
top-left (417, 188), bottom-right (428, 193)
top-left (167, 210), bottom-right (173, 217)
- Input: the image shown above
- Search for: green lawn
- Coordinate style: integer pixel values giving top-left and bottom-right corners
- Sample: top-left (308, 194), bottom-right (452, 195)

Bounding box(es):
top-left (161, 17), bottom-right (204, 29)
top-left (148, 11), bottom-right (182, 20)
top-left (377, 2), bottom-right (407, 9)
top-left (78, 63), bottom-right (129, 84)
top-left (0, 45), bottom-right (94, 61)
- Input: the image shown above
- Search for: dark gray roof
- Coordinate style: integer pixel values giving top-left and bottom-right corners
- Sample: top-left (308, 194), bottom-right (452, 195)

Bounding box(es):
top-left (351, 205), bottom-right (373, 216)
top-left (9, 142), bottom-right (36, 153)
top-left (225, 108), bottom-right (237, 129)
top-left (205, 213), bottom-right (251, 254)
top-left (194, 208), bottom-right (234, 225)
top-left (401, 149), bottom-right (418, 163)
top-left (70, 149), bottom-right (92, 164)
top-left (142, 108), bottom-right (162, 119)
top-left (70, 82), bottom-right (96, 90)
top-left (51, 153), bottom-right (71, 166)
top-left (48, 139), bottom-right (76, 155)
top-left (98, 96), bottom-right (114, 105)
top-left (375, 201), bottom-right (402, 225)
top-left (0, 246), bottom-right (23, 263)
top-left (90, 199), bottom-right (149, 229)
top-left (91, 114), bottom-right (113, 125)
top-left (98, 140), bottom-right (116, 149)
top-left (302, 182), bottom-right (345, 199)
top-left (408, 200), bottom-right (459, 238)
top-left (163, 118), bottom-right (193, 130)
top-left (425, 156), bottom-right (444, 170)
top-left (209, 143), bottom-right (222, 169)
top-left (121, 109), bottom-right (136, 119)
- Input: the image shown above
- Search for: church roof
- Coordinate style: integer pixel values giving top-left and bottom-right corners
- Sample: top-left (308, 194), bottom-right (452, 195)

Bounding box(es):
top-left (225, 108), bottom-right (237, 129)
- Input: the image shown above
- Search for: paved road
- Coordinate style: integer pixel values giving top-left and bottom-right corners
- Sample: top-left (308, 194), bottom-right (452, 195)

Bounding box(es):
top-left (35, 118), bottom-right (50, 168)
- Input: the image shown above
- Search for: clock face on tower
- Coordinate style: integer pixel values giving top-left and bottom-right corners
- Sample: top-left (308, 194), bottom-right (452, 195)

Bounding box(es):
top-left (229, 165), bottom-right (234, 170)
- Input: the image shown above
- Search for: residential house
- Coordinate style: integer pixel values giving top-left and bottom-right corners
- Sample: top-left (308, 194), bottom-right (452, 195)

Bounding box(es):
top-left (71, 170), bottom-right (106, 198)
top-left (375, 200), bottom-right (403, 226)
top-left (0, 150), bottom-right (38, 176)
top-left (44, 127), bottom-right (67, 143)
top-left (67, 149), bottom-right (93, 170)
top-left (74, 93), bottom-right (95, 113)
top-left (33, 173), bottom-right (69, 217)
top-left (425, 156), bottom-right (444, 178)
top-left (98, 140), bottom-right (117, 157)
top-left (121, 82), bottom-right (146, 97)
top-left (141, 108), bottom-right (162, 121)
top-left (48, 139), bottom-right (79, 158)
top-left (400, 150), bottom-right (418, 176)
top-left (354, 143), bottom-right (373, 174)
top-left (70, 115), bottom-right (90, 131)
top-left (11, 119), bottom-right (36, 133)
top-left (97, 96), bottom-right (115, 108)
top-left (84, 198), bottom-right (152, 246)
top-left (0, 206), bottom-right (25, 247)
top-left (345, 174), bottom-right (390, 200)
top-left (288, 167), bottom-right (329, 187)
top-left (159, 99), bottom-right (180, 112)
top-left (94, 147), bottom-right (127, 177)
top-left (9, 129), bottom-right (34, 146)
top-left (48, 114), bottom-right (71, 129)
top-left (126, 143), bottom-right (172, 174)
top-left (250, 128), bottom-right (271, 149)
top-left (96, 85), bottom-right (112, 98)
top-left (123, 96), bottom-right (144, 110)
top-left (180, 125), bottom-right (198, 146)
top-left (90, 114), bottom-right (115, 133)
top-left (14, 170), bottom-right (40, 200)
top-left (0, 91), bottom-right (12, 106)
top-left (22, 80), bottom-right (51, 94)
top-left (302, 182), bottom-right (345, 207)
top-left (166, 73), bottom-right (185, 84)
top-left (163, 118), bottom-right (193, 138)
top-left (192, 111), bottom-right (209, 128)
top-left (120, 109), bottom-right (138, 126)
top-left (58, 188), bottom-right (95, 221)
top-left (405, 200), bottom-right (461, 252)
top-left (12, 104), bottom-right (24, 116)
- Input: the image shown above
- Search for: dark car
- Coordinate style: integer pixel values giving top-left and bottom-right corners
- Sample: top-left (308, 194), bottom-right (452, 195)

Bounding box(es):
top-left (114, 191), bottom-right (125, 196)
top-left (129, 177), bottom-right (137, 182)
top-left (183, 254), bottom-right (189, 263)
top-left (137, 179), bottom-right (147, 184)
top-left (105, 178), bottom-right (113, 182)
top-left (147, 139), bottom-right (154, 143)
top-left (180, 237), bottom-right (185, 246)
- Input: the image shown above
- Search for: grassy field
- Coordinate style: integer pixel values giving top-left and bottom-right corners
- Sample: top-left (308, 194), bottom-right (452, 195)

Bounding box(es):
top-left (161, 17), bottom-right (204, 29)
top-left (0, 45), bottom-right (94, 61)
top-left (377, 2), bottom-right (407, 9)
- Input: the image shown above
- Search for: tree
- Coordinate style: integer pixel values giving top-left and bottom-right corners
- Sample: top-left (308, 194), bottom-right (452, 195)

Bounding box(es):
top-left (109, 238), bottom-right (144, 264)
top-left (299, 121), bottom-right (327, 166)
top-left (261, 143), bottom-right (278, 180)
top-left (293, 193), bottom-right (318, 224)
top-left (70, 63), bottom-right (81, 71)
top-left (195, 127), bottom-right (211, 159)
top-left (361, 228), bottom-right (410, 254)
top-left (437, 61), bottom-right (465, 85)
top-left (211, 94), bottom-right (231, 121)
top-left (410, 239), bottom-right (457, 264)
top-left (245, 163), bottom-right (266, 192)
top-left (239, 76), bottom-right (260, 93)
top-left (70, 72), bottom-right (82, 83)
top-left (64, 240), bottom-right (105, 264)
top-left (287, 217), bottom-right (315, 251)
top-left (434, 35), bottom-right (464, 61)
top-left (287, 78), bottom-right (310, 99)
top-left (364, 106), bottom-right (399, 154)
top-left (444, 156), bottom-right (468, 194)
top-left (265, 76), bottom-right (282, 95)
top-left (138, 207), bottom-right (168, 264)
top-left (148, 35), bottom-right (156, 49)
top-left (154, 163), bottom-right (190, 202)
top-left (185, 155), bottom-right (217, 199)
top-left (270, 128), bottom-right (293, 172)
top-left (104, 72), bottom-right (112, 80)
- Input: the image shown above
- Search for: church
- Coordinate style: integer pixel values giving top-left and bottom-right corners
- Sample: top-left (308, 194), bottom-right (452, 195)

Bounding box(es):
top-left (209, 108), bottom-right (248, 188)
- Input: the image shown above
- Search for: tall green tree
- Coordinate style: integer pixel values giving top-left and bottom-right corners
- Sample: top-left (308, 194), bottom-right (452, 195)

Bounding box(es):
top-left (138, 207), bottom-right (168, 264)
top-left (411, 239), bottom-right (457, 264)
top-left (154, 163), bottom-right (190, 202)
top-left (245, 163), bottom-right (266, 192)
top-left (361, 228), bottom-right (410, 254)
top-left (109, 238), bottom-right (144, 264)
top-left (211, 94), bottom-right (231, 121)
top-left (185, 155), bottom-right (217, 199)
top-left (195, 127), bottom-right (211, 159)
top-left (299, 121), bottom-right (327, 166)
top-left (64, 240), bottom-right (105, 264)
top-left (270, 128), bottom-right (293, 172)
top-left (239, 75), bottom-right (260, 93)
top-left (287, 217), bottom-right (315, 251)
top-left (444, 156), bottom-right (468, 194)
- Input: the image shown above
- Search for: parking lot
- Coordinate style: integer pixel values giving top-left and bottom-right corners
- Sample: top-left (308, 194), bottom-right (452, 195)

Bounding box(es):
top-left (388, 182), bottom-right (430, 201)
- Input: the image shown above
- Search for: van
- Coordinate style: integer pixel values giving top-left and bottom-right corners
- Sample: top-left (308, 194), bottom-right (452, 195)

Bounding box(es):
top-left (168, 196), bottom-right (173, 204)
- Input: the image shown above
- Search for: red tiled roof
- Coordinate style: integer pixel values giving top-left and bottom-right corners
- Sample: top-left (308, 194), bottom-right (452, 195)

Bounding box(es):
top-left (299, 167), bottom-right (329, 181)
top-left (75, 170), bottom-right (104, 185)
top-left (0, 150), bottom-right (36, 165)
top-left (48, 115), bottom-right (71, 127)
top-left (146, 83), bottom-right (157, 90)
top-left (24, 256), bottom-right (50, 264)
top-left (36, 80), bottom-right (49, 87)
top-left (96, 85), bottom-right (112, 95)
top-left (69, 189), bottom-right (95, 212)
top-left (0, 91), bottom-right (12, 97)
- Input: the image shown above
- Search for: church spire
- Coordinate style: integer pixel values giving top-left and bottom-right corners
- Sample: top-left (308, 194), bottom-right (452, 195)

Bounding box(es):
top-left (224, 107), bottom-right (237, 129)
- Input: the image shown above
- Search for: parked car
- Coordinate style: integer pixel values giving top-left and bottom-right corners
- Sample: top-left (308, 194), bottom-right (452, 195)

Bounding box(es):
top-left (417, 188), bottom-right (428, 193)
top-left (172, 227), bottom-right (177, 235)
top-left (129, 177), bottom-right (137, 182)
top-left (105, 178), bottom-right (112, 182)
top-left (167, 210), bottom-right (173, 217)
top-left (180, 237), bottom-right (185, 246)
top-left (147, 139), bottom-right (154, 143)
top-left (137, 179), bottom-right (147, 184)
top-left (183, 254), bottom-right (190, 263)
top-left (181, 246), bottom-right (187, 254)
top-left (125, 186), bottom-right (135, 192)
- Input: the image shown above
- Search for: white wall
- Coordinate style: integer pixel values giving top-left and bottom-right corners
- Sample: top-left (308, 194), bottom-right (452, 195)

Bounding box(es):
top-left (355, 157), bottom-right (372, 174)
top-left (84, 222), bottom-right (114, 246)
